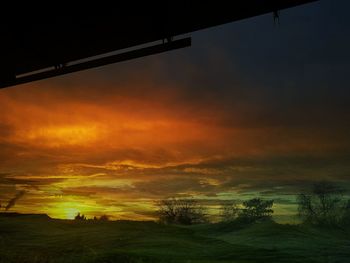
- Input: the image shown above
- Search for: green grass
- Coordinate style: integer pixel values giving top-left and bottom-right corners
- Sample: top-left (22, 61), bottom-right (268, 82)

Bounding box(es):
top-left (0, 214), bottom-right (349, 263)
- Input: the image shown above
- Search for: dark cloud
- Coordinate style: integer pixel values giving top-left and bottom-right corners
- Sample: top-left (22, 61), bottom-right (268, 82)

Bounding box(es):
top-left (0, 0), bottom-right (349, 220)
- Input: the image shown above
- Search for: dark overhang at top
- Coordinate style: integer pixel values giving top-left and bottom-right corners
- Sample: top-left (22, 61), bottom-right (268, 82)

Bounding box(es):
top-left (0, 1), bottom-right (317, 89)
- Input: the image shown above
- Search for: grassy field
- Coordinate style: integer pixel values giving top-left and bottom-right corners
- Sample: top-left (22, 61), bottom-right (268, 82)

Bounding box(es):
top-left (0, 213), bottom-right (349, 263)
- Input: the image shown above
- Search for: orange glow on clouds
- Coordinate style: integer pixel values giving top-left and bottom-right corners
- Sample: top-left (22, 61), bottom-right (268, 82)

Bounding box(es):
top-left (21, 124), bottom-right (101, 147)
top-left (0, 71), bottom-right (348, 221)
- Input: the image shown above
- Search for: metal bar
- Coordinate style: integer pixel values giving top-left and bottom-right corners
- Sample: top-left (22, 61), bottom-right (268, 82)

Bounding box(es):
top-left (1, 37), bottom-right (191, 89)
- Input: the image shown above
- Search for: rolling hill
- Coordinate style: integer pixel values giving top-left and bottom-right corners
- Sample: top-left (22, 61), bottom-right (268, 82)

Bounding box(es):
top-left (0, 213), bottom-right (349, 263)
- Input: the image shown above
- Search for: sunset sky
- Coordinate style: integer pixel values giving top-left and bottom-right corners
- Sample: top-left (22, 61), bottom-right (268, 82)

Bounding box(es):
top-left (1, 0), bottom-right (350, 222)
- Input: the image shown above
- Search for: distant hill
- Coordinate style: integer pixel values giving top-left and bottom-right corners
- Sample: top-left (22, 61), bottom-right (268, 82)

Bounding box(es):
top-left (0, 214), bottom-right (349, 263)
top-left (0, 212), bottom-right (51, 220)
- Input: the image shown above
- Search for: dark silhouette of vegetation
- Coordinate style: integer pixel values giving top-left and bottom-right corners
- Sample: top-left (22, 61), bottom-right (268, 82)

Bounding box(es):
top-left (239, 198), bottom-right (274, 223)
top-left (157, 198), bottom-right (207, 225)
top-left (74, 213), bottom-right (87, 221)
top-left (297, 181), bottom-right (349, 226)
top-left (74, 213), bottom-right (109, 222)
top-left (91, 215), bottom-right (109, 221)
top-left (221, 198), bottom-right (274, 223)
top-left (220, 201), bottom-right (240, 222)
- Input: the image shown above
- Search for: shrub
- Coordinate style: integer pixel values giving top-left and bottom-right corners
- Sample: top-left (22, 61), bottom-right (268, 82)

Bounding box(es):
top-left (157, 198), bottom-right (207, 225)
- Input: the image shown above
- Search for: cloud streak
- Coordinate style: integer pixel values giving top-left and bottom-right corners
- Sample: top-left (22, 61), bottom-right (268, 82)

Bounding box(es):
top-left (0, 0), bottom-right (350, 220)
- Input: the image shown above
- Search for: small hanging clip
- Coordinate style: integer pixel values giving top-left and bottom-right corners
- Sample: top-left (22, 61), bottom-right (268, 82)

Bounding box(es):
top-left (273, 10), bottom-right (280, 25)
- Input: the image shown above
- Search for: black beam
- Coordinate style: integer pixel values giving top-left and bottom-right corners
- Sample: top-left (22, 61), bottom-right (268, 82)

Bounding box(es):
top-left (0, 37), bottom-right (191, 89)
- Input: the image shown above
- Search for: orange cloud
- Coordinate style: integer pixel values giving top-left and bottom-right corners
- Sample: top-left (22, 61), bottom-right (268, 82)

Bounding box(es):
top-left (0, 61), bottom-right (349, 220)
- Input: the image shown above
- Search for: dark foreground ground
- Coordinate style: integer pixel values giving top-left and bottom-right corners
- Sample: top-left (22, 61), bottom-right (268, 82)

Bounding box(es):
top-left (0, 213), bottom-right (349, 263)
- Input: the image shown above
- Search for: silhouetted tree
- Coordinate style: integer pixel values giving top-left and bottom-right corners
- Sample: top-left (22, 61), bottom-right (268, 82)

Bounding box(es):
top-left (74, 213), bottom-right (86, 221)
top-left (221, 201), bottom-right (240, 222)
top-left (157, 198), bottom-right (206, 225)
top-left (238, 198), bottom-right (274, 223)
top-left (297, 181), bottom-right (345, 226)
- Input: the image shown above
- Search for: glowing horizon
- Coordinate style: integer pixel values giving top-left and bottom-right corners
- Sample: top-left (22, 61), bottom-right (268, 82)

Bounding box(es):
top-left (1, 5), bottom-right (350, 222)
